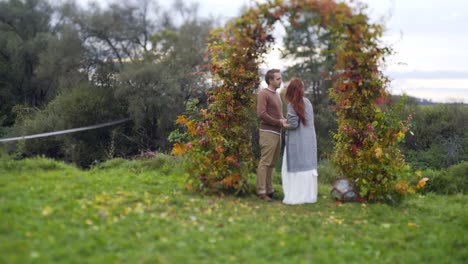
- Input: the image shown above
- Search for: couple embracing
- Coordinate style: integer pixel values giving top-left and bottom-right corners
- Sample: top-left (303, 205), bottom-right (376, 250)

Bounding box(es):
top-left (256, 69), bottom-right (318, 205)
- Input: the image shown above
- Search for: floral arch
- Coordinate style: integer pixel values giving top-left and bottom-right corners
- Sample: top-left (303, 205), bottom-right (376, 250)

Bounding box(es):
top-left (173, 0), bottom-right (412, 201)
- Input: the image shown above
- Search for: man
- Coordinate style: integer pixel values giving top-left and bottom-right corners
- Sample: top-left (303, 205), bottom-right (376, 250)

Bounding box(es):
top-left (256, 69), bottom-right (288, 202)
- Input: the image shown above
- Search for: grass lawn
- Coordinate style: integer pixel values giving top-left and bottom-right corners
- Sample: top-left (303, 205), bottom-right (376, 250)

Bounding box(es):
top-left (0, 156), bottom-right (467, 263)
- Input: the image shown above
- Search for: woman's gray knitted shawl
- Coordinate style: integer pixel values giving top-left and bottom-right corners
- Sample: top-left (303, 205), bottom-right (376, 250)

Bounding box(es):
top-left (285, 98), bottom-right (317, 172)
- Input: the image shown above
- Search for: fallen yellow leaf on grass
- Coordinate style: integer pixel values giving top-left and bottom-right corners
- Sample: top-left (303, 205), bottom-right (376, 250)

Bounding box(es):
top-left (134, 203), bottom-right (145, 214)
top-left (381, 223), bottom-right (391, 228)
top-left (123, 207), bottom-right (132, 215)
top-left (159, 212), bottom-right (168, 218)
top-left (42, 206), bottom-right (53, 216)
top-left (408, 222), bottom-right (418, 227)
top-left (326, 215), bottom-right (343, 225)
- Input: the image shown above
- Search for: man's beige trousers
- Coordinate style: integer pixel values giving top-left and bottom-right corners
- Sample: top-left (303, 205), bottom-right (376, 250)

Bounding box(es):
top-left (257, 131), bottom-right (281, 195)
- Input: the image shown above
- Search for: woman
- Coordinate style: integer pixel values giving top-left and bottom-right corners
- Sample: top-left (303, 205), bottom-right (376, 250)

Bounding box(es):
top-left (282, 78), bottom-right (318, 204)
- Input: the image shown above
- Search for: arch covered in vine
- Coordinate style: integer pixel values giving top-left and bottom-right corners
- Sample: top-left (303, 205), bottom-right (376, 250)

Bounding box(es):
top-left (173, 0), bottom-right (413, 201)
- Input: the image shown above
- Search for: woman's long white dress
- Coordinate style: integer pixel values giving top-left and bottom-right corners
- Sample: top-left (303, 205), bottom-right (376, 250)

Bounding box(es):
top-left (281, 146), bottom-right (318, 204)
top-left (281, 97), bottom-right (318, 205)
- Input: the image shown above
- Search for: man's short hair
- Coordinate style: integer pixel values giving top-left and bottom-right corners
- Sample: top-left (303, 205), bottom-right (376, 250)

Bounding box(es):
top-left (265, 69), bottom-right (280, 85)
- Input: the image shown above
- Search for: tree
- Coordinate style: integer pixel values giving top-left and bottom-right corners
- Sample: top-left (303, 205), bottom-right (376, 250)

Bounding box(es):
top-left (7, 84), bottom-right (127, 167)
top-left (3, 0), bottom-right (214, 166)
top-left (52, 0), bottom-right (214, 152)
top-left (282, 11), bottom-right (335, 104)
top-left (113, 1), bottom-right (214, 151)
top-left (0, 0), bottom-right (54, 128)
top-left (280, 10), bottom-right (337, 159)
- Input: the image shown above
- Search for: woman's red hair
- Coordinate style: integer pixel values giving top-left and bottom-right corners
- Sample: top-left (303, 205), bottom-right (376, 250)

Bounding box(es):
top-left (285, 78), bottom-right (307, 125)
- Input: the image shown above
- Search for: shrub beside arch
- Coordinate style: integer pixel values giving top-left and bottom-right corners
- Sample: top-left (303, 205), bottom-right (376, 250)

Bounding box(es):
top-left (173, 0), bottom-right (414, 201)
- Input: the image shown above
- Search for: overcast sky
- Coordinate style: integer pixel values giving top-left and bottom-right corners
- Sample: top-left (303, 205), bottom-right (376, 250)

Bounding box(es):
top-left (80, 0), bottom-right (468, 103)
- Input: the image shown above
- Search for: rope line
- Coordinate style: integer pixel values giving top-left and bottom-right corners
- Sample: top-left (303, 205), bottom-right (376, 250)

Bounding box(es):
top-left (0, 118), bottom-right (131, 143)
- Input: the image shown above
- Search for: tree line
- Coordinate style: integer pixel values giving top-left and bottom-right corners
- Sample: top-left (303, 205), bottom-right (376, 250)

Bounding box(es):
top-left (0, 0), bottom-right (217, 166)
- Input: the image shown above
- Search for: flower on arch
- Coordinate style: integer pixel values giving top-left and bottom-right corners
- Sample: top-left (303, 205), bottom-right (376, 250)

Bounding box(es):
top-left (417, 178), bottom-right (429, 189)
top-left (186, 120), bottom-right (198, 136)
top-left (172, 143), bottom-right (187, 156)
top-left (176, 115), bottom-right (188, 125)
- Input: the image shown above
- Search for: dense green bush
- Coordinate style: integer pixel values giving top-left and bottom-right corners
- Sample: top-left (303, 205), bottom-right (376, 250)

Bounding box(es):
top-left (6, 85), bottom-right (129, 167)
top-left (0, 155), bottom-right (72, 172)
top-left (423, 161), bottom-right (468, 195)
top-left (91, 154), bottom-right (182, 177)
top-left (401, 104), bottom-right (467, 170)
top-left (139, 155), bottom-right (180, 175)
top-left (317, 159), bottom-right (339, 184)
top-left (313, 103), bottom-right (337, 160)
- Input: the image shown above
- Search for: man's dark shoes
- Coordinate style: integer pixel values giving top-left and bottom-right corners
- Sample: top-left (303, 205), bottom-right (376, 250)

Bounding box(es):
top-left (258, 194), bottom-right (273, 202)
top-left (267, 192), bottom-right (274, 199)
